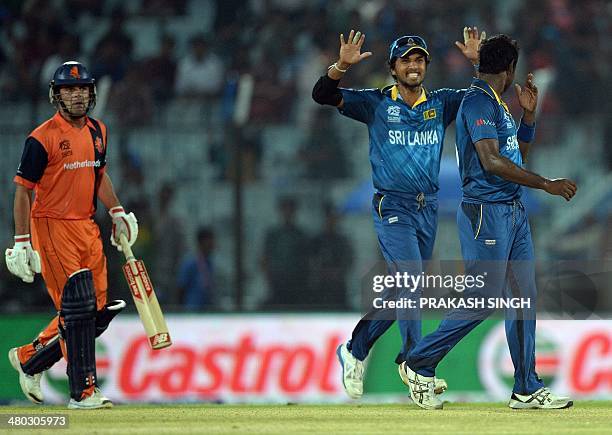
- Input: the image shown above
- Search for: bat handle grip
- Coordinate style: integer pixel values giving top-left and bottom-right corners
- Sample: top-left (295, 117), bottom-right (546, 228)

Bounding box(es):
top-left (119, 233), bottom-right (135, 261)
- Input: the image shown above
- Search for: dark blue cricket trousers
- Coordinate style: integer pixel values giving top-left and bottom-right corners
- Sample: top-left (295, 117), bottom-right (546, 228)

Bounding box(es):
top-left (407, 200), bottom-right (544, 394)
top-left (348, 191), bottom-right (437, 363)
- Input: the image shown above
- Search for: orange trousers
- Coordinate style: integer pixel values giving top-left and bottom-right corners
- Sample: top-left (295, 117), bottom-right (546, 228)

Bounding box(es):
top-left (17, 218), bottom-right (108, 365)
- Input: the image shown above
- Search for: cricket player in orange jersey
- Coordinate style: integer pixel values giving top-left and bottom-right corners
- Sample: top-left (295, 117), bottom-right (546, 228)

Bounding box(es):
top-left (5, 61), bottom-right (138, 409)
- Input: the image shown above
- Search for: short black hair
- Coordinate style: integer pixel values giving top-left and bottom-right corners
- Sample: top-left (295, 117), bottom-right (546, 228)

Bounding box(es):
top-left (478, 35), bottom-right (519, 74)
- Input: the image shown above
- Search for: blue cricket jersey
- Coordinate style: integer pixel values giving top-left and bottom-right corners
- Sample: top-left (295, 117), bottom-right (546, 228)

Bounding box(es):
top-left (456, 78), bottom-right (522, 203)
top-left (339, 85), bottom-right (463, 195)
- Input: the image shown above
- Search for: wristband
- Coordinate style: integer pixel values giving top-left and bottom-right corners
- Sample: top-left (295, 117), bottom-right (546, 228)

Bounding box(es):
top-left (14, 234), bottom-right (31, 243)
top-left (109, 206), bottom-right (125, 217)
top-left (517, 120), bottom-right (536, 143)
top-left (14, 234), bottom-right (31, 249)
top-left (329, 62), bottom-right (348, 73)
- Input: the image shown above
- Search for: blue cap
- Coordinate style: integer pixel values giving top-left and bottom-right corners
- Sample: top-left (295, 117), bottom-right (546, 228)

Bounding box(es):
top-left (50, 61), bottom-right (95, 87)
top-left (388, 35), bottom-right (430, 63)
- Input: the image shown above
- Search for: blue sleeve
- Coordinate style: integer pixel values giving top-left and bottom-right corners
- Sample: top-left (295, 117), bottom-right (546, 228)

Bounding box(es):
top-left (338, 88), bottom-right (380, 124)
top-left (16, 137), bottom-right (48, 183)
top-left (437, 88), bottom-right (465, 128)
top-left (463, 93), bottom-right (499, 143)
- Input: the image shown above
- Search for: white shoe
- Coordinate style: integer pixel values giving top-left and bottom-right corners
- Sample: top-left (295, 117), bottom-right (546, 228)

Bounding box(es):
top-left (401, 362), bottom-right (443, 410)
top-left (8, 348), bottom-right (43, 404)
top-left (399, 362), bottom-right (447, 395)
top-left (336, 343), bottom-right (364, 399)
top-left (433, 377), bottom-right (448, 394)
top-left (94, 387), bottom-right (112, 403)
top-left (508, 387), bottom-right (573, 409)
top-left (68, 388), bottom-right (113, 410)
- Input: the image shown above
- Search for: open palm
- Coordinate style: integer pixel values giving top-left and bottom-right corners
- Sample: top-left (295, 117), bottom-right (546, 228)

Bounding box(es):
top-left (455, 26), bottom-right (486, 64)
top-left (515, 73), bottom-right (538, 113)
top-left (339, 30), bottom-right (372, 66)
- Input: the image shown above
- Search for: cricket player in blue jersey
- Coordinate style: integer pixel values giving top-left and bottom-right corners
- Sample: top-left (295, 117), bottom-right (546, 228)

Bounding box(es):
top-left (403, 35), bottom-right (576, 409)
top-left (312, 28), bottom-right (485, 399)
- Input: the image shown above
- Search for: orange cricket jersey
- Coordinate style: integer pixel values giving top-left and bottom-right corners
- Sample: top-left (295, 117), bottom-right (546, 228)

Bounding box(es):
top-left (14, 111), bottom-right (108, 219)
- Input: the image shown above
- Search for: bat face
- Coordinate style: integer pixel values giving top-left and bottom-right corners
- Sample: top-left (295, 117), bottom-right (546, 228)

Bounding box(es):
top-left (123, 259), bottom-right (172, 350)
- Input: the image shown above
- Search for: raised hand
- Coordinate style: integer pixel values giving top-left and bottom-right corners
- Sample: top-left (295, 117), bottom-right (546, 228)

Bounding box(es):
top-left (455, 26), bottom-right (486, 65)
top-left (515, 73), bottom-right (538, 115)
top-left (338, 29), bottom-right (372, 69)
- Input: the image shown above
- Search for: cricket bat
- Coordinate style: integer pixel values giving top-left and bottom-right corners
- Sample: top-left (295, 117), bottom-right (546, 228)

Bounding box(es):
top-left (119, 234), bottom-right (172, 350)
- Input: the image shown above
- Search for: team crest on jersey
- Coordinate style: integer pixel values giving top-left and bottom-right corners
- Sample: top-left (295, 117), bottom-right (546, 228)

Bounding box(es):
top-left (423, 109), bottom-right (436, 120)
top-left (387, 105), bottom-right (401, 123)
top-left (59, 139), bottom-right (72, 157)
top-left (94, 136), bottom-right (105, 154)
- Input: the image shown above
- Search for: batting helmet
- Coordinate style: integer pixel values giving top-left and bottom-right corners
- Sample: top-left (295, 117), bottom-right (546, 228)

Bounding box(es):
top-left (49, 61), bottom-right (97, 114)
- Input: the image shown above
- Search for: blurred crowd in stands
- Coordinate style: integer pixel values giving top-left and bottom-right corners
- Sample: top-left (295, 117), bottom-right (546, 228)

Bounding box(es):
top-left (1, 0), bottom-right (610, 128)
top-left (0, 0), bottom-right (610, 312)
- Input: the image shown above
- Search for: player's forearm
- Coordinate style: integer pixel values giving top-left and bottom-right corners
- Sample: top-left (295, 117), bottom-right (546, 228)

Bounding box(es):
top-left (483, 155), bottom-right (549, 190)
top-left (521, 106), bottom-right (536, 126)
top-left (313, 73), bottom-right (343, 107)
top-left (518, 111), bottom-right (536, 161)
top-left (98, 173), bottom-right (121, 210)
top-left (13, 185), bottom-right (32, 235)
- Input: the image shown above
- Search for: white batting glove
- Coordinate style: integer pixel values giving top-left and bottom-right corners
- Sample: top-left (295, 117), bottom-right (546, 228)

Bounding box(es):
top-left (5, 234), bottom-right (42, 283)
top-left (109, 206), bottom-right (138, 251)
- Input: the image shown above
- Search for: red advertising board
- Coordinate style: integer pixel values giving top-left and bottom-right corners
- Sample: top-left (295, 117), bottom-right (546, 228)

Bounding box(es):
top-left (42, 315), bottom-right (355, 403)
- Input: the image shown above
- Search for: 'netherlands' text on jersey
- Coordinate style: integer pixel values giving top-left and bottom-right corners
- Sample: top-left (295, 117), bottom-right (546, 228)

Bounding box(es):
top-left (455, 78), bottom-right (522, 203)
top-left (339, 85), bottom-right (464, 195)
top-left (14, 112), bottom-right (108, 219)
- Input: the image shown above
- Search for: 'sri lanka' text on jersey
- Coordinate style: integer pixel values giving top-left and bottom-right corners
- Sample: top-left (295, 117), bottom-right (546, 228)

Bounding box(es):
top-left (455, 78), bottom-right (523, 203)
top-left (339, 85), bottom-right (464, 195)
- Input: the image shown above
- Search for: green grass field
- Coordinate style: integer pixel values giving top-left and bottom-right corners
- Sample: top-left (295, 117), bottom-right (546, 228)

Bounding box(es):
top-left (1, 402), bottom-right (610, 434)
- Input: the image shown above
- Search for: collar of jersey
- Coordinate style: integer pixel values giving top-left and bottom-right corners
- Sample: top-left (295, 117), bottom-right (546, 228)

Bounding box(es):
top-left (384, 84), bottom-right (427, 108)
top-left (54, 111), bottom-right (94, 132)
top-left (470, 79), bottom-right (510, 113)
